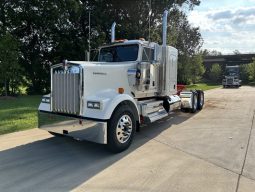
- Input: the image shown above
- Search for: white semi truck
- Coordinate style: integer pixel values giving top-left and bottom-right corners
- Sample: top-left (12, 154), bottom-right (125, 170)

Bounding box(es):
top-left (38, 11), bottom-right (204, 152)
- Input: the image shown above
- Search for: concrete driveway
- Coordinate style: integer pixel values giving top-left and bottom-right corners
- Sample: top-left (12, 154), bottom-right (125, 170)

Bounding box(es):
top-left (0, 86), bottom-right (255, 192)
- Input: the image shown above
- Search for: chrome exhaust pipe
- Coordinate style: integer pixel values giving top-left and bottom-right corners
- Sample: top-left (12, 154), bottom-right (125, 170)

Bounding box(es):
top-left (162, 10), bottom-right (168, 46)
top-left (160, 10), bottom-right (168, 95)
top-left (111, 22), bottom-right (116, 43)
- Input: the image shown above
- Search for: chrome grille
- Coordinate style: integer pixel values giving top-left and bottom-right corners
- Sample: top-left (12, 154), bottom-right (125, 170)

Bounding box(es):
top-left (52, 69), bottom-right (80, 115)
top-left (227, 78), bottom-right (233, 85)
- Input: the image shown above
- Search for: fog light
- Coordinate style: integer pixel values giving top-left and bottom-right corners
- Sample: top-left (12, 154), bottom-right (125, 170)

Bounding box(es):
top-left (87, 102), bottom-right (94, 108)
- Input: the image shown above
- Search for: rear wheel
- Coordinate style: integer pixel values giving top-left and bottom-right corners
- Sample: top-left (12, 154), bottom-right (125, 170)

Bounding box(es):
top-left (197, 90), bottom-right (204, 110)
top-left (107, 105), bottom-right (136, 153)
top-left (191, 91), bottom-right (198, 113)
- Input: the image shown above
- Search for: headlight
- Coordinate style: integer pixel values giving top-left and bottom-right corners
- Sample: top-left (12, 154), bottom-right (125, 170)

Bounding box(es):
top-left (87, 101), bottom-right (101, 109)
top-left (42, 97), bottom-right (50, 103)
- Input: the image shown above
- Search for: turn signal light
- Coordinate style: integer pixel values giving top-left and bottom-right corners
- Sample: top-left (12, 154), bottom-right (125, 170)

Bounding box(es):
top-left (118, 88), bottom-right (124, 94)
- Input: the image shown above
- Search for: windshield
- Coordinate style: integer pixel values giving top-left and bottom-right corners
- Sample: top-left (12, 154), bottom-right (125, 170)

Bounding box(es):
top-left (99, 44), bottom-right (139, 62)
top-left (226, 67), bottom-right (239, 76)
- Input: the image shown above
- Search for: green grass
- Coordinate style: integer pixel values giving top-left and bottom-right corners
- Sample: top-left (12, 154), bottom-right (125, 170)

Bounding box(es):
top-left (0, 95), bottom-right (41, 135)
top-left (185, 83), bottom-right (221, 91)
top-left (248, 82), bottom-right (255, 86)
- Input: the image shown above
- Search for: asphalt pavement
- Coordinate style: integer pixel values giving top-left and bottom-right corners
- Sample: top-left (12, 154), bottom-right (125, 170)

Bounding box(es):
top-left (0, 86), bottom-right (255, 192)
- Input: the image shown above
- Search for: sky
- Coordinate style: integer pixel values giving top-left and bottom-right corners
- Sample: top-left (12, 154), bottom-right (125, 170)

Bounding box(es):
top-left (187, 0), bottom-right (255, 54)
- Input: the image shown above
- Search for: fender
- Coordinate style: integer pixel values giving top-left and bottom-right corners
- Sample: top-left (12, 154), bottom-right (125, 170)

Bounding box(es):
top-left (83, 89), bottom-right (139, 121)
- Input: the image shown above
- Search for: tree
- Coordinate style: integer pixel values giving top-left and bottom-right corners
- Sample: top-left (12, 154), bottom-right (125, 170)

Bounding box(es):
top-left (8, 0), bottom-right (85, 94)
top-left (88, 0), bottom-right (201, 44)
top-left (202, 49), bottom-right (222, 56)
top-left (177, 55), bottom-right (192, 84)
top-left (1, 0), bottom-right (203, 93)
top-left (177, 53), bottom-right (205, 84)
top-left (239, 64), bottom-right (249, 84)
top-left (190, 54), bottom-right (205, 83)
top-left (239, 58), bottom-right (255, 84)
top-left (233, 50), bottom-right (241, 55)
top-left (0, 33), bottom-right (21, 96)
top-left (208, 63), bottom-right (222, 83)
top-left (247, 58), bottom-right (255, 82)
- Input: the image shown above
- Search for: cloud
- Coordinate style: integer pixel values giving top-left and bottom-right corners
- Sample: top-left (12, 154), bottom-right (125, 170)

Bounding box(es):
top-left (212, 7), bottom-right (255, 26)
top-left (208, 7), bottom-right (255, 21)
top-left (208, 10), bottom-right (233, 20)
top-left (188, 6), bottom-right (255, 53)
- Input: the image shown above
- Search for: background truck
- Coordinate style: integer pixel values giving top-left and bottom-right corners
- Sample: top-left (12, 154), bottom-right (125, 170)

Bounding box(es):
top-left (38, 11), bottom-right (204, 153)
top-left (222, 65), bottom-right (241, 88)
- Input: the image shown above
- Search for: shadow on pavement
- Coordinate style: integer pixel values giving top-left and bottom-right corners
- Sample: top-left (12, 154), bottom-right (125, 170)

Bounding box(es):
top-left (0, 111), bottom-right (195, 192)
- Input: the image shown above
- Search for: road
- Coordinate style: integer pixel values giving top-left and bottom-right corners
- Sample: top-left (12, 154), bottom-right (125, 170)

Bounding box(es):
top-left (0, 86), bottom-right (255, 192)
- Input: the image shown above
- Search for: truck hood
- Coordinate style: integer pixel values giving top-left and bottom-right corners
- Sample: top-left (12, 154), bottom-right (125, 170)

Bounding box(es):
top-left (69, 61), bottom-right (137, 97)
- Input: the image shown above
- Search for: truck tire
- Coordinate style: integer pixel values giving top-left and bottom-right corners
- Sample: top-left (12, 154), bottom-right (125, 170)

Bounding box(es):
top-left (107, 105), bottom-right (136, 153)
top-left (191, 91), bottom-right (198, 113)
top-left (197, 90), bottom-right (204, 110)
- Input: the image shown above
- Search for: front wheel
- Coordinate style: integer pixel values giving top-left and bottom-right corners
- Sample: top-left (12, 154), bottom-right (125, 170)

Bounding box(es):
top-left (107, 105), bottom-right (136, 153)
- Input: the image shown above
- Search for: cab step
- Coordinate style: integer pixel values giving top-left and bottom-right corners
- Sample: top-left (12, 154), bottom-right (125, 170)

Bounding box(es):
top-left (139, 100), bottom-right (168, 123)
top-left (147, 109), bottom-right (168, 123)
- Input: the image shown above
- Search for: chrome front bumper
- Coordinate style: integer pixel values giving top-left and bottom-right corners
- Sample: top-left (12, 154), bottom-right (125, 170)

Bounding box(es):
top-left (38, 111), bottom-right (107, 144)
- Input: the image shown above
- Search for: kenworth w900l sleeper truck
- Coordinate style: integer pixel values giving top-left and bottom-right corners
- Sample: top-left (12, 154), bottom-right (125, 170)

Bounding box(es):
top-left (38, 11), bottom-right (204, 152)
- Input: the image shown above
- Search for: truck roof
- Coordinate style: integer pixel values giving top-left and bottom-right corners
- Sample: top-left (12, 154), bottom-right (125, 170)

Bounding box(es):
top-left (99, 39), bottom-right (158, 49)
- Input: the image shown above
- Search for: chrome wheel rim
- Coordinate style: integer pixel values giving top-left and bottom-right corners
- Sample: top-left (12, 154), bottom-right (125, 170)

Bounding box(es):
top-left (116, 114), bottom-right (133, 144)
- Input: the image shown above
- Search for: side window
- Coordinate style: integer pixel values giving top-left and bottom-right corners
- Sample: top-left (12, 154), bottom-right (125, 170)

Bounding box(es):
top-left (99, 50), bottom-right (113, 62)
top-left (142, 47), bottom-right (154, 62)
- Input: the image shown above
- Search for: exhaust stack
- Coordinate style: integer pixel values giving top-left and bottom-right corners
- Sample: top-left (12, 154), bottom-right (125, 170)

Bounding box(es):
top-left (162, 10), bottom-right (168, 46)
top-left (160, 10), bottom-right (169, 95)
top-left (111, 22), bottom-right (116, 43)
